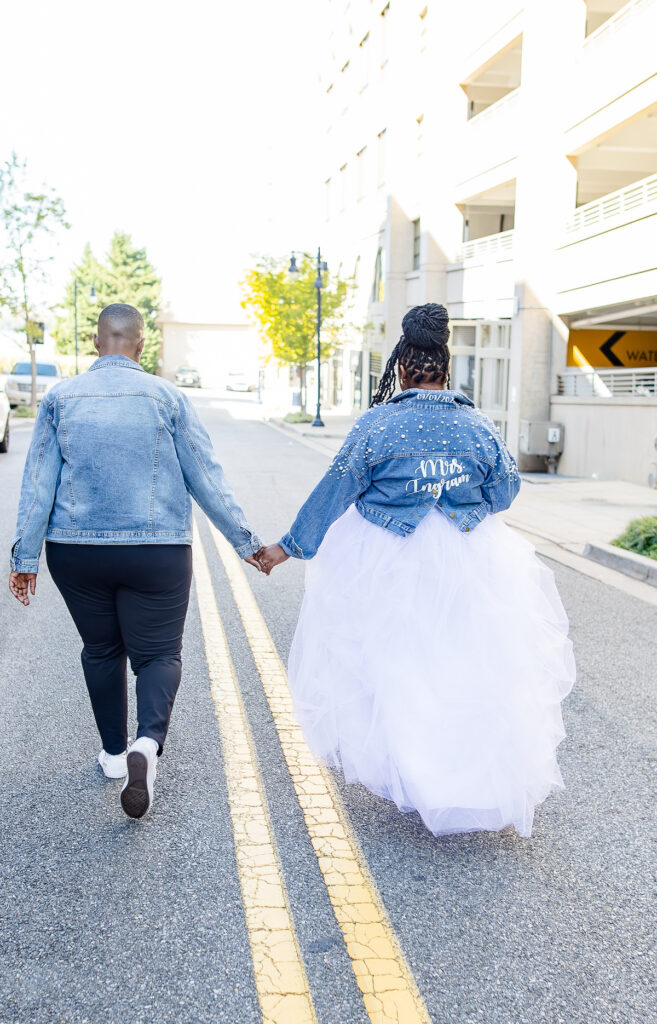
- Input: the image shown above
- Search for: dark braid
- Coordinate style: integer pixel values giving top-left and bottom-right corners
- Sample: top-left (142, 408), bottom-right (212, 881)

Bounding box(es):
top-left (370, 303), bottom-right (451, 407)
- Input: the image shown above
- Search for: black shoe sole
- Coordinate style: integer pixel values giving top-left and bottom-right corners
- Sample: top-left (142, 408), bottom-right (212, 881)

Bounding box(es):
top-left (121, 752), bottom-right (151, 819)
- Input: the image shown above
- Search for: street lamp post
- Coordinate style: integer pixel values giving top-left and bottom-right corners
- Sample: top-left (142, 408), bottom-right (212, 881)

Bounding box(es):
top-left (288, 247), bottom-right (328, 428)
top-left (73, 280), bottom-right (97, 375)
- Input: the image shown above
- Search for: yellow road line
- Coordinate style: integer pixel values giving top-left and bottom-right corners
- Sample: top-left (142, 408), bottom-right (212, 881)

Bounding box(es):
top-left (209, 523), bottom-right (432, 1024)
top-left (193, 524), bottom-right (317, 1024)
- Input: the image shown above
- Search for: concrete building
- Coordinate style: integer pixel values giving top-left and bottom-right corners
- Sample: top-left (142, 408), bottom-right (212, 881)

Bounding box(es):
top-left (318, 0), bottom-right (657, 483)
top-left (158, 314), bottom-right (262, 388)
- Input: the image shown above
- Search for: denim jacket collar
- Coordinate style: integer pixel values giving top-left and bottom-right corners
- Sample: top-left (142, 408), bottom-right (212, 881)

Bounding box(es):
top-left (88, 354), bottom-right (146, 373)
top-left (387, 388), bottom-right (474, 408)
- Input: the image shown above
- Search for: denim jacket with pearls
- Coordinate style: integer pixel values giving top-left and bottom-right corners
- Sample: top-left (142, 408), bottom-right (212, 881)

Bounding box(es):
top-left (279, 389), bottom-right (520, 559)
top-left (10, 355), bottom-right (262, 573)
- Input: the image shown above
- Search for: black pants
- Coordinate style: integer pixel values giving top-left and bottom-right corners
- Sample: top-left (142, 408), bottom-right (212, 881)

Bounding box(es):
top-left (46, 543), bottom-right (193, 756)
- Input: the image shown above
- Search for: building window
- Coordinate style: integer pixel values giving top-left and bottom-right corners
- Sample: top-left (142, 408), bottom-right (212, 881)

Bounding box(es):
top-left (377, 128), bottom-right (387, 188)
top-left (372, 246), bottom-right (385, 302)
top-left (356, 146), bottom-right (367, 201)
top-left (325, 178), bottom-right (332, 221)
top-left (380, 3), bottom-right (390, 68)
top-left (359, 32), bottom-right (370, 91)
top-left (412, 218), bottom-right (421, 270)
top-left (339, 164), bottom-right (347, 211)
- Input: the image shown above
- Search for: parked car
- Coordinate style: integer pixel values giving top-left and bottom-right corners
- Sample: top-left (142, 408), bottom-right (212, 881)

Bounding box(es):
top-left (0, 389), bottom-right (9, 453)
top-left (175, 366), bottom-right (202, 388)
top-left (225, 371), bottom-right (256, 393)
top-left (5, 361), bottom-right (61, 408)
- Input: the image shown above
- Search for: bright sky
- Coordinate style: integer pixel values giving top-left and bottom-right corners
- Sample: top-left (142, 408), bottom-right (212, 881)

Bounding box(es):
top-left (0, 0), bottom-right (324, 324)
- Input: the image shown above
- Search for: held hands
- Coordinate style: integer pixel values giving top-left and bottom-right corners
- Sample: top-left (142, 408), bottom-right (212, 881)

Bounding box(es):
top-left (242, 544), bottom-right (289, 576)
top-left (9, 572), bottom-right (37, 606)
top-left (256, 544), bottom-right (289, 576)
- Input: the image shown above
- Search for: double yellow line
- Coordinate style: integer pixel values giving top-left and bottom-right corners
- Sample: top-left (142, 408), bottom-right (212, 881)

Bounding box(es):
top-left (194, 520), bottom-right (431, 1024)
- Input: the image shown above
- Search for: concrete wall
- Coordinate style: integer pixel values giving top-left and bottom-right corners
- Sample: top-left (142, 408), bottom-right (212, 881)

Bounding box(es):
top-left (551, 395), bottom-right (657, 485)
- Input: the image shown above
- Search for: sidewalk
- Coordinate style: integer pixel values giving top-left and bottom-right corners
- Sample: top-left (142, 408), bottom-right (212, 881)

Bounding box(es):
top-left (269, 413), bottom-right (657, 596)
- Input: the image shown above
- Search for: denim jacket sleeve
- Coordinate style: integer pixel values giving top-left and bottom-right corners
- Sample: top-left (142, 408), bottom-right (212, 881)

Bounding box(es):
top-left (279, 421), bottom-right (371, 559)
top-left (10, 398), bottom-right (63, 573)
top-left (173, 392), bottom-right (262, 557)
top-left (481, 434), bottom-right (521, 514)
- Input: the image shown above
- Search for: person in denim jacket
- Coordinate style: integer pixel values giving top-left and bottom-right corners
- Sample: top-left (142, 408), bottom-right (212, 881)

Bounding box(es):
top-left (8, 303), bottom-right (263, 819)
top-left (259, 304), bottom-right (575, 839)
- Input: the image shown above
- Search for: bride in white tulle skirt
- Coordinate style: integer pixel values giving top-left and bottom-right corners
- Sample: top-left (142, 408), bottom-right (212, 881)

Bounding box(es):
top-left (288, 505), bottom-right (575, 839)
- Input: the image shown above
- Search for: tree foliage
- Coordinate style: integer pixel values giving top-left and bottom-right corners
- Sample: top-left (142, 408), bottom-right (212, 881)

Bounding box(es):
top-left (241, 255), bottom-right (353, 407)
top-left (54, 231), bottom-right (162, 374)
top-left (0, 152), bottom-right (69, 407)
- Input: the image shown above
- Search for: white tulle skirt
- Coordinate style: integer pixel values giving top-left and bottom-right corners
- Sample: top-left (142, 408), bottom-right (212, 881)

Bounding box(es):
top-left (288, 505), bottom-right (575, 838)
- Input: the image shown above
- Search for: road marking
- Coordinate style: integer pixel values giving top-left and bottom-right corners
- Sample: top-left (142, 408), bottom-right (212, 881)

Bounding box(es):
top-left (209, 523), bottom-right (432, 1024)
top-left (193, 524), bottom-right (318, 1024)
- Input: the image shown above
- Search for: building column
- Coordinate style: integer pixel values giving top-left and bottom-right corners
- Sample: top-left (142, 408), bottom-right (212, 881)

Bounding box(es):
top-left (508, 0), bottom-right (586, 468)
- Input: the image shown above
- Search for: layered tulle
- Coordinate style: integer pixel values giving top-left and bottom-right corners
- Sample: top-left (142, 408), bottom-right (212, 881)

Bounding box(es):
top-left (288, 505), bottom-right (575, 838)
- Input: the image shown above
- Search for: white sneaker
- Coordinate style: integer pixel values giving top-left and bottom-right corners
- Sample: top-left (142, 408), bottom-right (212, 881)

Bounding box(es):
top-left (120, 737), bottom-right (158, 819)
top-left (98, 749), bottom-right (128, 779)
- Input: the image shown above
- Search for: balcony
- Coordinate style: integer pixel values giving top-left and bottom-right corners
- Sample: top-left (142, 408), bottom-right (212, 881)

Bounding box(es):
top-left (456, 229), bottom-right (515, 263)
top-left (566, 172), bottom-right (657, 240)
top-left (571, 0), bottom-right (657, 127)
top-left (557, 173), bottom-right (657, 314)
top-left (457, 88), bottom-right (521, 189)
top-left (447, 230), bottom-right (516, 320)
top-left (557, 366), bottom-right (657, 397)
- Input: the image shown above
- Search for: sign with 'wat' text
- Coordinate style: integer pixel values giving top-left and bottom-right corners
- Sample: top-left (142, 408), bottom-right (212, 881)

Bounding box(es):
top-left (568, 330), bottom-right (657, 369)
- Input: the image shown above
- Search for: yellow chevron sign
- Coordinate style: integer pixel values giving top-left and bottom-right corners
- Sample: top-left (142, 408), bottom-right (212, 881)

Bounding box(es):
top-left (568, 330), bottom-right (657, 368)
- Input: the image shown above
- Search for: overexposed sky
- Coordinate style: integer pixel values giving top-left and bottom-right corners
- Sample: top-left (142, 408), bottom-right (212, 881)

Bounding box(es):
top-left (0, 0), bottom-right (324, 324)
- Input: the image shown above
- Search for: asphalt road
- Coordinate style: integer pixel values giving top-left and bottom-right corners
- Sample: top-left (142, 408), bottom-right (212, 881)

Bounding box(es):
top-left (1, 392), bottom-right (655, 1024)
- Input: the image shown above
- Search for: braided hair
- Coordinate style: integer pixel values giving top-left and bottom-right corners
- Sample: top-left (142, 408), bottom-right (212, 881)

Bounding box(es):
top-left (370, 303), bottom-right (451, 407)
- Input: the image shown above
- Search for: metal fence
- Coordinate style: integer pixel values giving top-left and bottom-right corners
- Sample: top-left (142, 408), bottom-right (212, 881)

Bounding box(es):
top-left (557, 367), bottom-right (657, 397)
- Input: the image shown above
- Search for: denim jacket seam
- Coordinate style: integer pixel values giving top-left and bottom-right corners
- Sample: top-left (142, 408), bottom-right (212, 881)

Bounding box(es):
top-left (14, 409), bottom-right (55, 557)
top-left (57, 391), bottom-right (177, 410)
top-left (177, 416), bottom-right (252, 539)
top-left (148, 423), bottom-right (163, 532)
top-left (57, 406), bottom-right (77, 529)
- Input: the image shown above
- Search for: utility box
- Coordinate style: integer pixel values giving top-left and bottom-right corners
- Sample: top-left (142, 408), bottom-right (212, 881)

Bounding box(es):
top-left (519, 420), bottom-right (564, 473)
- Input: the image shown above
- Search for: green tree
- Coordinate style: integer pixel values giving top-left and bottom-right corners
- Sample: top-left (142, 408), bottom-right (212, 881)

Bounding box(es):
top-left (0, 153), bottom-right (69, 409)
top-left (54, 231), bottom-right (162, 374)
top-left (105, 232), bottom-right (162, 374)
top-left (52, 243), bottom-right (106, 361)
top-left (241, 255), bottom-right (352, 411)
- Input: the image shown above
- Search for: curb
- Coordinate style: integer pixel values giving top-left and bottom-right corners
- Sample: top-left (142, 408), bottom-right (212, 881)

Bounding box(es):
top-left (268, 417), bottom-right (348, 441)
top-left (583, 542), bottom-right (657, 588)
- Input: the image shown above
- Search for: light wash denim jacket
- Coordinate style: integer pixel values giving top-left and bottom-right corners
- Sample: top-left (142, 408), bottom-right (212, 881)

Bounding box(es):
top-left (279, 388), bottom-right (520, 559)
top-left (10, 355), bottom-right (262, 572)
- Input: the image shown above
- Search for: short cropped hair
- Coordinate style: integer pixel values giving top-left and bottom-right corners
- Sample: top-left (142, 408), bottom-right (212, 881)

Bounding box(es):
top-left (97, 303), bottom-right (144, 341)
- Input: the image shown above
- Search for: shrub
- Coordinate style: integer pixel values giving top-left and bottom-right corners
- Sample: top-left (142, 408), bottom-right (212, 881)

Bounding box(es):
top-left (612, 516), bottom-right (657, 561)
top-left (13, 406), bottom-right (37, 418)
top-left (284, 412), bottom-right (313, 424)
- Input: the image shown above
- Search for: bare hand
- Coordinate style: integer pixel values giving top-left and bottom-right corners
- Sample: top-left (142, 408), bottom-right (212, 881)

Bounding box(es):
top-left (257, 544), bottom-right (290, 576)
top-left (9, 572), bottom-right (37, 606)
top-left (244, 554), bottom-right (265, 573)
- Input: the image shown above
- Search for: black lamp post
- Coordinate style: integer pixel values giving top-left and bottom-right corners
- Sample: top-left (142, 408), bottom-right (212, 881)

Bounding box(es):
top-left (288, 247), bottom-right (328, 428)
top-left (73, 280), bottom-right (97, 375)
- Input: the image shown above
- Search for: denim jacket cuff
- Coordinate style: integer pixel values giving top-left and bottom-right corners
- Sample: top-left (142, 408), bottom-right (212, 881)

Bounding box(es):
top-left (279, 533), bottom-right (303, 558)
top-left (234, 534), bottom-right (263, 559)
top-left (10, 556), bottom-right (39, 573)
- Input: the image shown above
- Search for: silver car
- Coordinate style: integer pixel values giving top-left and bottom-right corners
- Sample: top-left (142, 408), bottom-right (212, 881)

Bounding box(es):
top-left (0, 389), bottom-right (9, 453)
top-left (6, 360), bottom-right (61, 407)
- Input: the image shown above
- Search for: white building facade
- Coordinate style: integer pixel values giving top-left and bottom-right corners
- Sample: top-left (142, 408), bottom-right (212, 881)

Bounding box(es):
top-left (319, 0), bottom-right (657, 482)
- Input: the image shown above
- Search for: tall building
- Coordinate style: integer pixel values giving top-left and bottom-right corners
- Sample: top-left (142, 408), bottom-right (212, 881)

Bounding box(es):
top-left (319, 0), bottom-right (657, 482)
